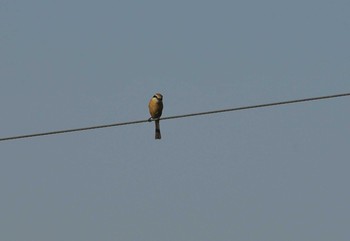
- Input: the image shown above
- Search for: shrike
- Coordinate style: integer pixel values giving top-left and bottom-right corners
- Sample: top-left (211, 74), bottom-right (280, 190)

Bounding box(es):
top-left (148, 93), bottom-right (163, 139)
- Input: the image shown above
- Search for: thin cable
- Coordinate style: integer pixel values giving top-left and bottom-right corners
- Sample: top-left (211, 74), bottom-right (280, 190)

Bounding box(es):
top-left (161, 92), bottom-right (350, 121)
top-left (0, 92), bottom-right (349, 142)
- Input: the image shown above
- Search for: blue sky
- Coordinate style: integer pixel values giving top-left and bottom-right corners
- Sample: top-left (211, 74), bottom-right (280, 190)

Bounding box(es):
top-left (1, 1), bottom-right (350, 240)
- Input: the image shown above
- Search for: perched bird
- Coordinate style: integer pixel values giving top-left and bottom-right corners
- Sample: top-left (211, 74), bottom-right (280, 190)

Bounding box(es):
top-left (148, 93), bottom-right (163, 139)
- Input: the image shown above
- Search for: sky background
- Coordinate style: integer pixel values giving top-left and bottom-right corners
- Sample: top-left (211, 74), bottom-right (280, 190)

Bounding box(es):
top-left (1, 0), bottom-right (350, 240)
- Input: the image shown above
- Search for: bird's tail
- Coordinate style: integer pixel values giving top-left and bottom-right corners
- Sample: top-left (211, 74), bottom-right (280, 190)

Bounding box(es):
top-left (155, 119), bottom-right (161, 139)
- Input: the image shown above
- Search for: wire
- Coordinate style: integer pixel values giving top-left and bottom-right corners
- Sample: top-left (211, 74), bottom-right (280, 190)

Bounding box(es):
top-left (161, 92), bottom-right (350, 121)
top-left (0, 92), bottom-right (349, 142)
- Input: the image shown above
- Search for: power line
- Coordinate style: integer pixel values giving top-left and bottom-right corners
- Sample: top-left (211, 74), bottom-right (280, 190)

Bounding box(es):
top-left (1, 92), bottom-right (349, 142)
top-left (161, 92), bottom-right (350, 121)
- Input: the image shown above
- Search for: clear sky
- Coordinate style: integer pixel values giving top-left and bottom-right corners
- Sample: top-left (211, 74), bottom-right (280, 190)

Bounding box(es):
top-left (1, 1), bottom-right (350, 240)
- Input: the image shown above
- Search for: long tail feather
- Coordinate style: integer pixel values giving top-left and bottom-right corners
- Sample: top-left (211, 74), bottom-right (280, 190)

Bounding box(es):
top-left (155, 120), bottom-right (161, 139)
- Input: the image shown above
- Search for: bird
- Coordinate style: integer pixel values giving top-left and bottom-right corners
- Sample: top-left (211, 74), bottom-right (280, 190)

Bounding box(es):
top-left (148, 93), bottom-right (163, 139)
